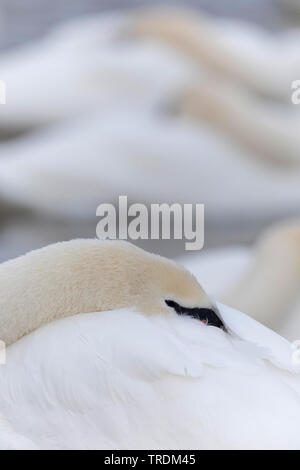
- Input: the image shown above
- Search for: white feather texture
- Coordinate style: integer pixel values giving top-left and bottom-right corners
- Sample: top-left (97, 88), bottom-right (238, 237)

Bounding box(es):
top-left (0, 240), bottom-right (299, 450)
top-left (0, 304), bottom-right (300, 450)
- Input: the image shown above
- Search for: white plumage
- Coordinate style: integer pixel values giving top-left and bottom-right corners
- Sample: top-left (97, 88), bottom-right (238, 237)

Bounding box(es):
top-left (0, 304), bottom-right (299, 450)
top-left (0, 240), bottom-right (299, 450)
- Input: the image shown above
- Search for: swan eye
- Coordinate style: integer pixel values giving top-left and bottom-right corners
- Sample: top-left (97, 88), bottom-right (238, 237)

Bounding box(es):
top-left (165, 299), bottom-right (225, 330)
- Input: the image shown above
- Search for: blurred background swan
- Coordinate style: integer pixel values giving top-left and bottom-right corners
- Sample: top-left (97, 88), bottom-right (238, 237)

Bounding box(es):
top-left (0, 0), bottom-right (300, 341)
top-left (1, 111), bottom-right (300, 219)
top-left (0, 11), bottom-right (196, 131)
top-left (180, 219), bottom-right (300, 341)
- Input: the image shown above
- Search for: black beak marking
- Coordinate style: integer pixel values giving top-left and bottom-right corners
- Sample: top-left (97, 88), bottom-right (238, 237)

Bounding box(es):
top-left (165, 299), bottom-right (226, 331)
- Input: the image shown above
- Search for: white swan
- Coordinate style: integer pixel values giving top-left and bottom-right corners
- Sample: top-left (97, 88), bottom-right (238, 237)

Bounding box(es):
top-left (180, 220), bottom-right (300, 341)
top-left (0, 111), bottom-right (300, 220)
top-left (0, 239), bottom-right (214, 346)
top-left (0, 12), bottom-right (195, 130)
top-left (1, 7), bottom-right (298, 167)
top-left (132, 6), bottom-right (300, 100)
top-left (0, 240), bottom-right (300, 450)
top-left (129, 7), bottom-right (300, 166)
top-left (179, 74), bottom-right (300, 166)
top-left (222, 220), bottom-right (300, 339)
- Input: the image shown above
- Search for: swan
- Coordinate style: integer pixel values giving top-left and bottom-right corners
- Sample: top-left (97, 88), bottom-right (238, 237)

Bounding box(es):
top-left (179, 73), bottom-right (300, 167)
top-left (130, 7), bottom-right (300, 165)
top-left (0, 238), bottom-right (215, 346)
top-left (0, 239), bottom-right (300, 450)
top-left (222, 220), bottom-right (300, 340)
top-left (0, 111), bottom-right (300, 220)
top-left (0, 11), bottom-right (195, 131)
top-left (132, 6), bottom-right (300, 100)
top-left (1, 7), bottom-right (298, 167)
top-left (180, 220), bottom-right (300, 341)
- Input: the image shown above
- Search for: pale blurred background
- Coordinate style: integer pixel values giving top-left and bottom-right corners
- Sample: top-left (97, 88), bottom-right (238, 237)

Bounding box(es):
top-left (0, 0), bottom-right (299, 261)
top-left (0, 0), bottom-right (297, 52)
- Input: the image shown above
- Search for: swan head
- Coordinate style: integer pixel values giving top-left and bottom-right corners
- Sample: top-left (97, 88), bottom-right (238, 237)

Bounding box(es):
top-left (57, 239), bottom-right (225, 329)
top-left (129, 246), bottom-right (225, 328)
top-left (0, 239), bottom-right (226, 345)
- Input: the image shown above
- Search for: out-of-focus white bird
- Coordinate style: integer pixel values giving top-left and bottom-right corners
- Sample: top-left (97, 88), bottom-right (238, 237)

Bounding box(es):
top-left (131, 8), bottom-right (300, 165)
top-left (0, 240), bottom-right (300, 450)
top-left (222, 220), bottom-right (300, 340)
top-left (179, 74), bottom-right (300, 166)
top-left (180, 220), bottom-right (300, 341)
top-left (0, 12), bottom-right (195, 130)
top-left (132, 6), bottom-right (300, 100)
top-left (0, 111), bottom-right (300, 219)
top-left (1, 7), bottom-right (299, 167)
